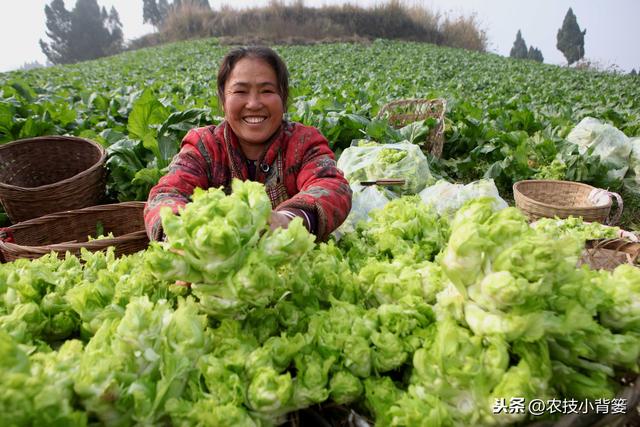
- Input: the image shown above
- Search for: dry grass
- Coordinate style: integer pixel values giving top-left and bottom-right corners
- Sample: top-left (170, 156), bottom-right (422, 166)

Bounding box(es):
top-left (160, 0), bottom-right (215, 41)
top-left (131, 0), bottom-right (487, 52)
top-left (440, 14), bottom-right (488, 52)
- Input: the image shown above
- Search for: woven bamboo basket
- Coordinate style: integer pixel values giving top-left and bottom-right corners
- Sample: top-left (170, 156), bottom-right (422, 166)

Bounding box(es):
top-left (580, 239), bottom-right (640, 270)
top-left (513, 180), bottom-right (623, 225)
top-left (0, 136), bottom-right (107, 223)
top-left (0, 202), bottom-right (148, 262)
top-left (376, 98), bottom-right (447, 158)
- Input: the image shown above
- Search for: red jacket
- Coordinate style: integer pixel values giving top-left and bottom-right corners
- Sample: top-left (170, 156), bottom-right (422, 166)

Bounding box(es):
top-left (144, 120), bottom-right (352, 241)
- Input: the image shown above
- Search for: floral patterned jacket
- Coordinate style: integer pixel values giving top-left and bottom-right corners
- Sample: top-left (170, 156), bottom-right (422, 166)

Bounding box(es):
top-left (144, 120), bottom-right (352, 241)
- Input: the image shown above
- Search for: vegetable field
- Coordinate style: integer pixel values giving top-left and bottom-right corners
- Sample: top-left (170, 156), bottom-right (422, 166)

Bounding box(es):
top-left (1, 39), bottom-right (640, 426)
top-left (1, 39), bottom-right (639, 210)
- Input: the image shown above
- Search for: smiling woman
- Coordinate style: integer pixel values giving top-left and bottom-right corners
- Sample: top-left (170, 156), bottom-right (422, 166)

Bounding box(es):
top-left (144, 46), bottom-right (352, 242)
top-left (221, 55), bottom-right (285, 159)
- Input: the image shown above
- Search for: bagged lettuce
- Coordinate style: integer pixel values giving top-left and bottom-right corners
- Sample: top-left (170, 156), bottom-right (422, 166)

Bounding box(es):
top-left (566, 117), bottom-right (631, 186)
top-left (332, 183), bottom-right (395, 240)
top-left (419, 179), bottom-right (508, 217)
top-left (337, 141), bottom-right (434, 195)
top-left (623, 137), bottom-right (640, 195)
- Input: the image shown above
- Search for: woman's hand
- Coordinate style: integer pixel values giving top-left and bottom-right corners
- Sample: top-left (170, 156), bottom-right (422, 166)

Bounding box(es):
top-left (269, 211), bottom-right (293, 231)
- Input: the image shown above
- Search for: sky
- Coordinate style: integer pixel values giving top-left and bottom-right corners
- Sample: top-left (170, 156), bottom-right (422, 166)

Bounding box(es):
top-left (0, 0), bottom-right (638, 73)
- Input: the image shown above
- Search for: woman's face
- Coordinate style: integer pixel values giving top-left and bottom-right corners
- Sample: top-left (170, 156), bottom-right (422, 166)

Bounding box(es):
top-left (223, 57), bottom-right (284, 155)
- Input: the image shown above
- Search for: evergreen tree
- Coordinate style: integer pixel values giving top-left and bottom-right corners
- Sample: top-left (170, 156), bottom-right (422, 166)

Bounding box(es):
top-left (39, 0), bottom-right (72, 65)
top-left (40, 0), bottom-right (123, 64)
top-left (106, 6), bottom-right (124, 50)
top-left (509, 30), bottom-right (528, 59)
top-left (158, 0), bottom-right (170, 20)
top-left (631, 69), bottom-right (638, 76)
top-left (556, 8), bottom-right (586, 65)
top-left (143, 0), bottom-right (162, 27)
top-left (527, 46), bottom-right (544, 63)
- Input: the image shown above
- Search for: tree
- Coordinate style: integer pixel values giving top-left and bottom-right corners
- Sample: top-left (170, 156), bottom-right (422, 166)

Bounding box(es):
top-left (631, 69), bottom-right (637, 76)
top-left (143, 0), bottom-right (171, 28)
top-left (39, 0), bottom-right (72, 65)
top-left (527, 46), bottom-right (544, 63)
top-left (509, 31), bottom-right (543, 63)
top-left (40, 0), bottom-right (123, 65)
top-left (143, 0), bottom-right (162, 27)
top-left (158, 0), bottom-right (170, 21)
top-left (19, 61), bottom-right (47, 71)
top-left (556, 8), bottom-right (586, 65)
top-left (509, 30), bottom-right (528, 59)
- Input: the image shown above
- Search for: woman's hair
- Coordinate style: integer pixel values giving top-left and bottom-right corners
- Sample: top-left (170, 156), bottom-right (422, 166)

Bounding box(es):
top-left (217, 46), bottom-right (289, 109)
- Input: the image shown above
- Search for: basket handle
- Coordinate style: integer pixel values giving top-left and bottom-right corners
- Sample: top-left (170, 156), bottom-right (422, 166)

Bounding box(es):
top-left (606, 191), bottom-right (624, 226)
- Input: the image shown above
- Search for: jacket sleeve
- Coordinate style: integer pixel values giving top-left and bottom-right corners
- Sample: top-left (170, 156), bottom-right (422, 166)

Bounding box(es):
top-left (276, 128), bottom-right (352, 241)
top-left (144, 129), bottom-right (212, 241)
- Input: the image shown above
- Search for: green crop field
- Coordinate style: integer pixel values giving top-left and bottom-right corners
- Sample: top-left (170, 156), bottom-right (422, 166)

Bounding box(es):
top-left (2, 39), bottom-right (639, 207)
top-left (1, 39), bottom-right (640, 426)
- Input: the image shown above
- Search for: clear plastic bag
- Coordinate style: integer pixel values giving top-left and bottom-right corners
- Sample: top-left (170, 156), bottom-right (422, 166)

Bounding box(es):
top-left (623, 137), bottom-right (640, 195)
top-left (567, 117), bottom-right (631, 185)
top-left (332, 183), bottom-right (396, 240)
top-left (418, 179), bottom-right (508, 217)
top-left (336, 141), bottom-right (434, 195)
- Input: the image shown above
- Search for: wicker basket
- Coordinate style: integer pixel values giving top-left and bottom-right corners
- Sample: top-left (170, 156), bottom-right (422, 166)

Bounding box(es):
top-left (0, 136), bottom-right (107, 223)
top-left (513, 180), bottom-right (623, 225)
top-left (0, 202), bottom-right (148, 262)
top-left (376, 98), bottom-right (447, 158)
top-left (580, 239), bottom-right (640, 270)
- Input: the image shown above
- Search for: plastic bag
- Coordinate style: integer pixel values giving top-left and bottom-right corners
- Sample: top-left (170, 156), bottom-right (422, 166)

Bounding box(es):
top-left (566, 117), bottom-right (631, 185)
top-left (336, 141), bottom-right (434, 195)
top-left (623, 137), bottom-right (640, 195)
top-left (332, 183), bottom-right (395, 240)
top-left (418, 179), bottom-right (508, 217)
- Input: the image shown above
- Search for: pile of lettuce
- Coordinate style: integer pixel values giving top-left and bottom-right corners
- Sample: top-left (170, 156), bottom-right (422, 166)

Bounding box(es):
top-left (531, 216), bottom-right (621, 241)
top-left (145, 179), bottom-right (315, 318)
top-left (1, 181), bottom-right (639, 426)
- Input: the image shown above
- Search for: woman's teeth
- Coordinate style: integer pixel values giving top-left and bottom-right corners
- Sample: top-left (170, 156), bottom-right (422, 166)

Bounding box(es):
top-left (244, 116), bottom-right (266, 124)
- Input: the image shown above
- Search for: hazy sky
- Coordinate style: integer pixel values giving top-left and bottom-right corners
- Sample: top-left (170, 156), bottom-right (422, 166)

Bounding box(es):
top-left (0, 0), bottom-right (638, 73)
